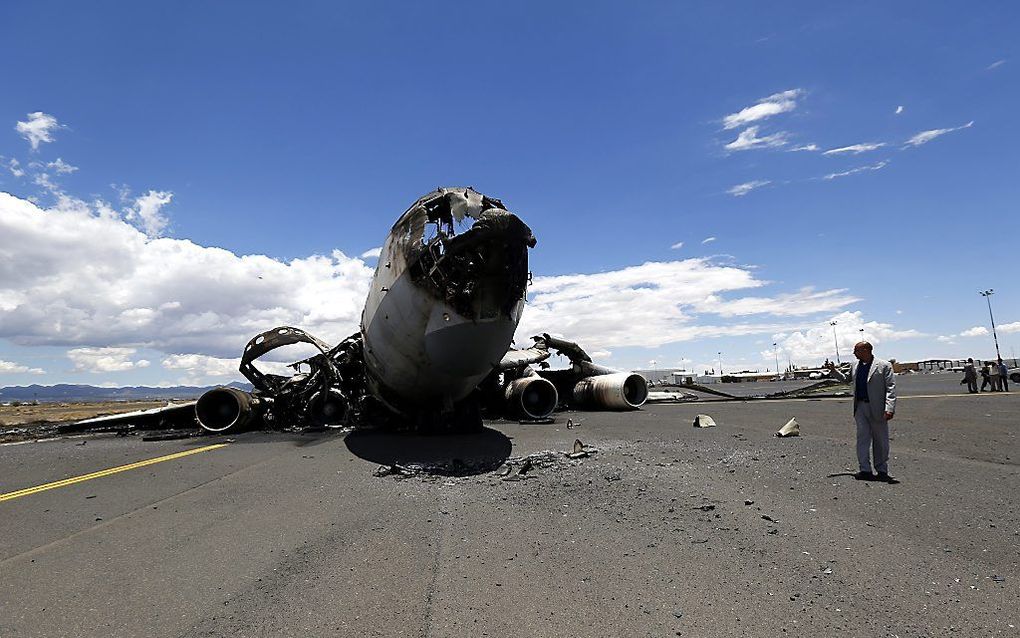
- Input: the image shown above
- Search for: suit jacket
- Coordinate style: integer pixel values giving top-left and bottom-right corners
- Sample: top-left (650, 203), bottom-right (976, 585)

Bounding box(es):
top-left (850, 357), bottom-right (896, 420)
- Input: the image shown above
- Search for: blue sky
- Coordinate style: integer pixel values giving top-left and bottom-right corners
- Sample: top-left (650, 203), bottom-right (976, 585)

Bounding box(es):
top-left (1, 1), bottom-right (1018, 386)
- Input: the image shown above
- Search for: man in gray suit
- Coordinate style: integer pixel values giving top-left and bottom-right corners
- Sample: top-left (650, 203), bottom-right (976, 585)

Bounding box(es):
top-left (850, 341), bottom-right (897, 482)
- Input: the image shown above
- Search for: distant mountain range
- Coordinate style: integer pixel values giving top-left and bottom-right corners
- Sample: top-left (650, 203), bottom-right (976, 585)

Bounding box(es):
top-left (0, 381), bottom-right (252, 403)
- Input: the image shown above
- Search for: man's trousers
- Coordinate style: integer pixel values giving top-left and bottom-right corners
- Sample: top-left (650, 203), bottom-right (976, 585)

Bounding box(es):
top-left (855, 405), bottom-right (889, 474)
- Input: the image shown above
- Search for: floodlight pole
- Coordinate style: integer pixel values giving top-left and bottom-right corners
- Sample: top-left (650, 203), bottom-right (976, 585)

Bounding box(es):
top-left (773, 343), bottom-right (780, 380)
top-left (980, 289), bottom-right (1002, 361)
top-left (830, 321), bottom-right (840, 365)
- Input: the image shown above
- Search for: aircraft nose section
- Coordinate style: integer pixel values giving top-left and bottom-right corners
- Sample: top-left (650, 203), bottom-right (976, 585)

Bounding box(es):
top-left (424, 309), bottom-right (517, 376)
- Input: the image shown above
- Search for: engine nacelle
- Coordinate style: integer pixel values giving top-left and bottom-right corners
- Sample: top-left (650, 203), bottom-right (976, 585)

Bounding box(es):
top-left (195, 387), bottom-right (258, 433)
top-left (572, 372), bottom-right (648, 410)
top-left (504, 376), bottom-right (559, 419)
top-left (307, 387), bottom-right (349, 427)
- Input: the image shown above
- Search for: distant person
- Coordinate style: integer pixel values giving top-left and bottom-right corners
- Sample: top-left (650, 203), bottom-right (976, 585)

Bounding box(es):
top-left (980, 363), bottom-right (992, 392)
top-left (962, 359), bottom-right (978, 393)
top-left (999, 359), bottom-right (1009, 392)
top-left (989, 361), bottom-right (1001, 392)
top-left (850, 341), bottom-right (897, 482)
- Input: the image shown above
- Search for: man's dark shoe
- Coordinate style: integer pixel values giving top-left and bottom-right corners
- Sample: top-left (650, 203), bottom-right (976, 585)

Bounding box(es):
top-left (854, 471), bottom-right (874, 481)
top-left (876, 472), bottom-right (893, 483)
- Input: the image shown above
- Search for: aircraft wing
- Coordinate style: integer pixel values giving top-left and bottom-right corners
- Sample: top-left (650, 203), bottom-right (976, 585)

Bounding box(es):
top-left (58, 402), bottom-right (198, 434)
top-left (496, 341), bottom-right (551, 370)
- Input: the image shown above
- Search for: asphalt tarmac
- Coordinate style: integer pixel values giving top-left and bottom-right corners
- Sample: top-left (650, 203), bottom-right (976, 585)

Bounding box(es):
top-left (1, 377), bottom-right (1017, 637)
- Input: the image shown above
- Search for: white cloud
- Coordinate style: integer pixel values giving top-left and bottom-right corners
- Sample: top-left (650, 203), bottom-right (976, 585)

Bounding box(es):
top-left (772, 311), bottom-right (924, 365)
top-left (516, 259), bottom-right (859, 350)
top-left (724, 126), bottom-right (789, 151)
top-left (895, 106), bottom-right (904, 115)
top-left (823, 160), bottom-right (889, 180)
top-left (0, 192), bottom-right (375, 362)
top-left (46, 158), bottom-right (78, 174)
top-left (360, 247), bottom-right (382, 259)
top-left (987, 59), bottom-right (1006, 70)
top-left (15, 112), bottom-right (62, 150)
top-left (722, 89), bottom-right (803, 130)
top-left (903, 121), bottom-right (974, 148)
top-left (67, 347), bottom-right (151, 373)
top-left (727, 180), bottom-right (770, 196)
top-left (4, 157), bottom-right (25, 178)
top-left (125, 190), bottom-right (173, 237)
top-left (701, 237), bottom-right (716, 244)
top-left (0, 359), bottom-right (45, 375)
top-left (33, 172), bottom-right (59, 193)
top-left (959, 326), bottom-right (989, 337)
top-left (160, 353), bottom-right (294, 385)
top-left (822, 142), bottom-right (886, 155)
top-left (670, 241), bottom-right (684, 250)
top-left (789, 144), bottom-right (819, 152)
top-left (998, 321), bottom-right (1020, 334)
top-left (936, 335), bottom-right (955, 344)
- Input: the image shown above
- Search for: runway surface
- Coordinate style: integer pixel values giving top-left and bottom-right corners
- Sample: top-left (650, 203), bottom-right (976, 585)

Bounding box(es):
top-left (1, 379), bottom-right (1017, 637)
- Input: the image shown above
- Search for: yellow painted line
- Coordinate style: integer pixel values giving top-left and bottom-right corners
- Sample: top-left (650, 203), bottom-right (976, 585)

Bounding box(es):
top-left (0, 443), bottom-right (228, 503)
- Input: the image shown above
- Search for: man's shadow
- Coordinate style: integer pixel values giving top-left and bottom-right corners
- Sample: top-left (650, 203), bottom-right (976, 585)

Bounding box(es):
top-left (827, 471), bottom-right (901, 484)
top-left (344, 426), bottom-right (512, 477)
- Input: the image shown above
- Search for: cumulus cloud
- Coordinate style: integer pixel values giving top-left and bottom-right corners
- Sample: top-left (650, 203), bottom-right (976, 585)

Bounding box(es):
top-left (903, 121), bottom-right (974, 148)
top-left (998, 321), bottom-right (1020, 334)
top-left (727, 180), bottom-right (770, 196)
top-left (360, 247), bottom-right (382, 259)
top-left (0, 359), bottom-right (45, 375)
top-left (669, 241), bottom-right (684, 250)
top-left (771, 311), bottom-right (924, 365)
top-left (67, 347), bottom-right (151, 373)
top-left (125, 190), bottom-right (173, 237)
top-left (959, 326), bottom-right (989, 337)
top-left (46, 158), bottom-right (78, 174)
top-left (0, 191), bottom-right (376, 361)
top-left (895, 106), bottom-right (904, 115)
top-left (824, 160), bottom-right (889, 180)
top-left (15, 112), bottom-right (62, 150)
top-left (722, 89), bottom-right (803, 130)
top-left (516, 259), bottom-right (859, 350)
top-left (822, 142), bottom-right (886, 155)
top-left (724, 126), bottom-right (789, 151)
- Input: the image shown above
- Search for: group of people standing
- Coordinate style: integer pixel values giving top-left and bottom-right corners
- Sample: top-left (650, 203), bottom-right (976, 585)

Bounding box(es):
top-left (962, 358), bottom-right (1010, 393)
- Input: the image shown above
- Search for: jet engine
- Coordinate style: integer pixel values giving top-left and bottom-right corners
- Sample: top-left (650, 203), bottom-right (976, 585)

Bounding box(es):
top-left (571, 372), bottom-right (648, 410)
top-left (504, 376), bottom-right (558, 419)
top-left (195, 387), bottom-right (259, 433)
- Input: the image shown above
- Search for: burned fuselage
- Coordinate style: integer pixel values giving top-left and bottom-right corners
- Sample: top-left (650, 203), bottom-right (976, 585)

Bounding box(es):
top-left (361, 188), bottom-right (536, 419)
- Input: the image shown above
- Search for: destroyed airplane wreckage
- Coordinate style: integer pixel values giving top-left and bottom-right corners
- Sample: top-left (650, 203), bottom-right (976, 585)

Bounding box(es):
top-left (69, 187), bottom-right (649, 438)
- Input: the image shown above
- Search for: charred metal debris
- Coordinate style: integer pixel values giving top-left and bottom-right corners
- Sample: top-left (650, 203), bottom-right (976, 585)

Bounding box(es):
top-left (401, 188), bottom-right (536, 320)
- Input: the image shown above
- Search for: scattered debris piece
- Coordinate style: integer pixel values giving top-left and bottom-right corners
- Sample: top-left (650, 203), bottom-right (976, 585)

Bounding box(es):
top-left (761, 514), bottom-right (776, 522)
top-left (775, 418), bottom-right (800, 438)
top-left (672, 609), bottom-right (684, 618)
top-left (519, 417), bottom-right (555, 425)
top-left (373, 464), bottom-right (415, 478)
top-left (566, 438), bottom-right (590, 459)
top-left (693, 414), bottom-right (717, 428)
top-left (696, 504), bottom-right (716, 512)
top-left (142, 430), bottom-right (203, 442)
top-left (744, 499), bottom-right (755, 506)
